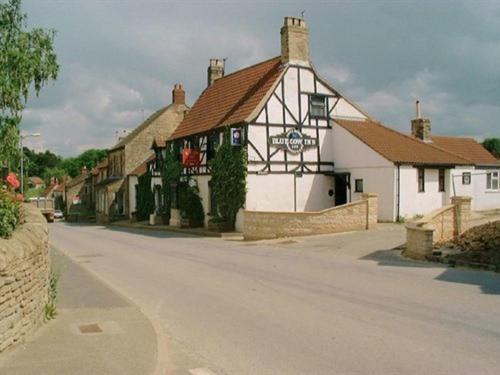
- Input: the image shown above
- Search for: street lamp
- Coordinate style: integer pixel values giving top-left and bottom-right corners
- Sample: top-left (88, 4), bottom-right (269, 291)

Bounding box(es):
top-left (20, 133), bottom-right (41, 195)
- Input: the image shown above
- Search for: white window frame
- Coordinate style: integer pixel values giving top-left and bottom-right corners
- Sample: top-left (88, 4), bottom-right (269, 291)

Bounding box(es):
top-left (486, 171), bottom-right (499, 191)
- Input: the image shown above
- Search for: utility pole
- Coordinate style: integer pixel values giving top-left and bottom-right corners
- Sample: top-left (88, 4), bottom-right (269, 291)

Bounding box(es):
top-left (20, 133), bottom-right (41, 195)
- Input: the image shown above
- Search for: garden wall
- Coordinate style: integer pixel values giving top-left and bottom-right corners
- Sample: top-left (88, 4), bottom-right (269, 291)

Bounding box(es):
top-left (405, 196), bottom-right (471, 260)
top-left (243, 193), bottom-right (378, 240)
top-left (0, 204), bottom-right (49, 352)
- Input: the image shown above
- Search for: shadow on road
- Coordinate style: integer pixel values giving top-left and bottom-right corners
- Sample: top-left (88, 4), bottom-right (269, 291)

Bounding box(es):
top-left (361, 248), bottom-right (500, 295)
top-left (435, 268), bottom-right (500, 295)
top-left (59, 221), bottom-right (198, 239)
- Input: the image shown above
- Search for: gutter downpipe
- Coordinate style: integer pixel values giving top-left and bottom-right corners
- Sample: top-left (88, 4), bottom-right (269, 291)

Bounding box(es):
top-left (396, 164), bottom-right (400, 220)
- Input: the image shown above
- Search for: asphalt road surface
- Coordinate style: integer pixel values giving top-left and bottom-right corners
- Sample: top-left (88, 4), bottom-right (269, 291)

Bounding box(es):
top-left (50, 222), bottom-right (500, 375)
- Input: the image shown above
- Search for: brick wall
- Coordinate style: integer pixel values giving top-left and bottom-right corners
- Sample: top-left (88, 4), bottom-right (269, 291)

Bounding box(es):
top-left (0, 205), bottom-right (49, 352)
top-left (244, 193), bottom-right (378, 240)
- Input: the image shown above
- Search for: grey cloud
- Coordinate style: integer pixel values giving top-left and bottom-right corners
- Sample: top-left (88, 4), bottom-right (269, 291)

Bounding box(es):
top-left (20, 0), bottom-right (500, 156)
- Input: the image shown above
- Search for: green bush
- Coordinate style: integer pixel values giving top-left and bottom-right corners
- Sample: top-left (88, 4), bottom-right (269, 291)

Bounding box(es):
top-left (136, 171), bottom-right (154, 221)
top-left (179, 181), bottom-right (205, 227)
top-left (0, 189), bottom-right (20, 238)
top-left (161, 142), bottom-right (182, 217)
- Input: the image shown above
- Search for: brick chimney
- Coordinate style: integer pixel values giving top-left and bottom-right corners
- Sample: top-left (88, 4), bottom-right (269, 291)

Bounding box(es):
top-left (172, 83), bottom-right (185, 105)
top-left (207, 59), bottom-right (225, 86)
top-left (281, 16), bottom-right (310, 65)
top-left (411, 100), bottom-right (431, 142)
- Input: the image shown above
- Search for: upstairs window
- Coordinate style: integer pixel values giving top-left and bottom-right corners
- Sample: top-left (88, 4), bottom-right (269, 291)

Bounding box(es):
top-left (418, 168), bottom-right (425, 192)
top-left (486, 171), bottom-right (499, 190)
top-left (310, 95), bottom-right (327, 118)
top-left (207, 133), bottom-right (219, 162)
top-left (438, 169), bottom-right (445, 192)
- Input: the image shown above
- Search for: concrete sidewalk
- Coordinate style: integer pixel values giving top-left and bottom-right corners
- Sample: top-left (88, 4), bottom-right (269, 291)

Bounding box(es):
top-left (0, 248), bottom-right (159, 375)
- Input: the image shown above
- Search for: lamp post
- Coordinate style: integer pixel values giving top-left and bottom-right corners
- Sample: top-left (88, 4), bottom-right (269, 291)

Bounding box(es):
top-left (20, 133), bottom-right (41, 195)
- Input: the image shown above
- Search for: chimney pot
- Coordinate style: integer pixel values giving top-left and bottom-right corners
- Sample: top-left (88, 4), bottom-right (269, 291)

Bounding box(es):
top-left (172, 83), bottom-right (185, 105)
top-left (281, 16), bottom-right (310, 65)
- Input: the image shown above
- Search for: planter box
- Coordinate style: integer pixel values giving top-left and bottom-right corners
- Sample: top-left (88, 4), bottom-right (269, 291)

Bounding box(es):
top-left (208, 220), bottom-right (233, 232)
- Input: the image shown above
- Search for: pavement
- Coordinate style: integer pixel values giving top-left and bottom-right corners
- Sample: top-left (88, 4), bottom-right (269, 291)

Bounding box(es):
top-left (0, 248), bottom-right (159, 375)
top-left (43, 221), bottom-right (500, 375)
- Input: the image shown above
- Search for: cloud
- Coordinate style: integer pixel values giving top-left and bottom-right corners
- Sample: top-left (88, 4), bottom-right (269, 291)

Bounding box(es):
top-left (19, 0), bottom-right (500, 156)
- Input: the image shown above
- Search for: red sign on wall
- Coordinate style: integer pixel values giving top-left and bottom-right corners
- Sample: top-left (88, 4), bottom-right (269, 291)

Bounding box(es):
top-left (182, 148), bottom-right (201, 167)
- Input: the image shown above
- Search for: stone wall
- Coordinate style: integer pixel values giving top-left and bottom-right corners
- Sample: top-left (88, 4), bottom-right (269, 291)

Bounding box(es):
top-left (0, 205), bottom-right (49, 352)
top-left (405, 196), bottom-right (472, 260)
top-left (243, 193), bottom-right (378, 240)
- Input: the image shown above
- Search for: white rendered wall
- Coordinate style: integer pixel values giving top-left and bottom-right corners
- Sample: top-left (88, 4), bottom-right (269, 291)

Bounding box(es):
top-left (246, 174), bottom-right (335, 212)
top-left (472, 168), bottom-right (500, 210)
top-left (398, 167), bottom-right (449, 218)
top-left (331, 123), bottom-right (395, 221)
top-left (128, 175), bottom-right (138, 219)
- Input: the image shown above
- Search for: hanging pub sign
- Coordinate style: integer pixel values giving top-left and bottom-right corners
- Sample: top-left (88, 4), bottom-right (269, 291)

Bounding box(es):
top-left (182, 148), bottom-right (201, 167)
top-left (269, 129), bottom-right (318, 154)
top-left (231, 128), bottom-right (242, 146)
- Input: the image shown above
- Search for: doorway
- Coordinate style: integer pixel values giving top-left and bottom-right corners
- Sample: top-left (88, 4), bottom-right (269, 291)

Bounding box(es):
top-left (334, 173), bottom-right (350, 206)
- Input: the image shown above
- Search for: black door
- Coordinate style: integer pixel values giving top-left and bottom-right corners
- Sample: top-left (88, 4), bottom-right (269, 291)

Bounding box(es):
top-left (334, 174), bottom-right (348, 206)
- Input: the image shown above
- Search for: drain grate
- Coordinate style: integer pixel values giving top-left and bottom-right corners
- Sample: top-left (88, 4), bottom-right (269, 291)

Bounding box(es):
top-left (78, 323), bottom-right (102, 334)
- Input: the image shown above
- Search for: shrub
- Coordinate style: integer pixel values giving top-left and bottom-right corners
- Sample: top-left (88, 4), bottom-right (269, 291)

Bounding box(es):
top-left (136, 171), bottom-right (154, 221)
top-left (179, 181), bottom-right (204, 227)
top-left (209, 128), bottom-right (247, 228)
top-left (0, 188), bottom-right (20, 238)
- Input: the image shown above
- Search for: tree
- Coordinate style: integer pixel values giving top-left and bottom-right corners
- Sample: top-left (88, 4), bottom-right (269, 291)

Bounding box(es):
top-left (42, 166), bottom-right (65, 186)
top-left (0, 0), bottom-right (58, 168)
top-left (483, 138), bottom-right (500, 159)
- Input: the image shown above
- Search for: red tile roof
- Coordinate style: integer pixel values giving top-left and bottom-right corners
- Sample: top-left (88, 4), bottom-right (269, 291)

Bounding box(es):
top-left (130, 154), bottom-right (155, 176)
top-left (170, 56), bottom-right (284, 139)
top-left (152, 135), bottom-right (166, 149)
top-left (334, 119), bottom-right (471, 166)
top-left (430, 136), bottom-right (499, 165)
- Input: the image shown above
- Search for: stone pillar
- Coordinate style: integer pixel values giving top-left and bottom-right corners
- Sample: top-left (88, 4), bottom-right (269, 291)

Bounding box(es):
top-left (405, 224), bottom-right (434, 260)
top-left (451, 196), bottom-right (472, 235)
top-left (280, 16), bottom-right (309, 65)
top-left (362, 193), bottom-right (378, 229)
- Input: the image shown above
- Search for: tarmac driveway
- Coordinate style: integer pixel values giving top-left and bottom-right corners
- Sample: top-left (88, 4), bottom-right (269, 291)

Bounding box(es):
top-left (48, 222), bottom-right (500, 375)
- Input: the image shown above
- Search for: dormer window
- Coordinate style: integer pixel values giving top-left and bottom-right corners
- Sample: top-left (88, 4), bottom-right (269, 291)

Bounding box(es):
top-left (310, 94), bottom-right (327, 118)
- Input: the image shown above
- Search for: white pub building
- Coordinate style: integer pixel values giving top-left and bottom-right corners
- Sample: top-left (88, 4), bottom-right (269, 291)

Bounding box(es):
top-left (167, 17), bottom-right (500, 231)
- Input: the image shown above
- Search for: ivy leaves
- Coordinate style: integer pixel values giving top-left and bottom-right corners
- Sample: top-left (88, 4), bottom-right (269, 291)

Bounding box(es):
top-left (210, 128), bottom-right (247, 227)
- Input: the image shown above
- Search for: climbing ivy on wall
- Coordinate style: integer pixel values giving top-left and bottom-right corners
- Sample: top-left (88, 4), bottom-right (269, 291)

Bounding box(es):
top-left (161, 142), bottom-right (182, 215)
top-left (209, 127), bottom-right (247, 228)
top-left (136, 171), bottom-right (154, 221)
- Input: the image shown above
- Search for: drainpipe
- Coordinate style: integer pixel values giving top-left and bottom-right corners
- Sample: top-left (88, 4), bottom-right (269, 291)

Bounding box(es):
top-left (396, 164), bottom-right (401, 220)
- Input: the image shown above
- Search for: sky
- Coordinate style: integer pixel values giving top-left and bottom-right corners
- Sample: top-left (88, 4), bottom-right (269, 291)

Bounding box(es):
top-left (19, 0), bottom-right (500, 156)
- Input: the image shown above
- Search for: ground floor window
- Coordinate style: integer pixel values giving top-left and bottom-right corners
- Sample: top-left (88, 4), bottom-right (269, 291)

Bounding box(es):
top-left (354, 179), bottom-right (364, 193)
top-left (438, 169), bottom-right (445, 192)
top-left (418, 168), bottom-right (425, 192)
top-left (462, 172), bottom-right (471, 185)
top-left (486, 171), bottom-right (499, 190)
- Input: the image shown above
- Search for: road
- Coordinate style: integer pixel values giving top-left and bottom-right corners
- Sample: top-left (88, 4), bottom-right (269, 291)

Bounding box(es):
top-left (49, 222), bottom-right (500, 375)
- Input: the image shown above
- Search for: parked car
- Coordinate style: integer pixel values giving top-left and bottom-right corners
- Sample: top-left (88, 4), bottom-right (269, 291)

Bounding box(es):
top-left (54, 210), bottom-right (64, 219)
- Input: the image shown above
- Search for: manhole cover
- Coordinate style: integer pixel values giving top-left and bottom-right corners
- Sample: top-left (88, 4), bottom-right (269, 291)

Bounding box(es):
top-left (78, 323), bottom-right (102, 334)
